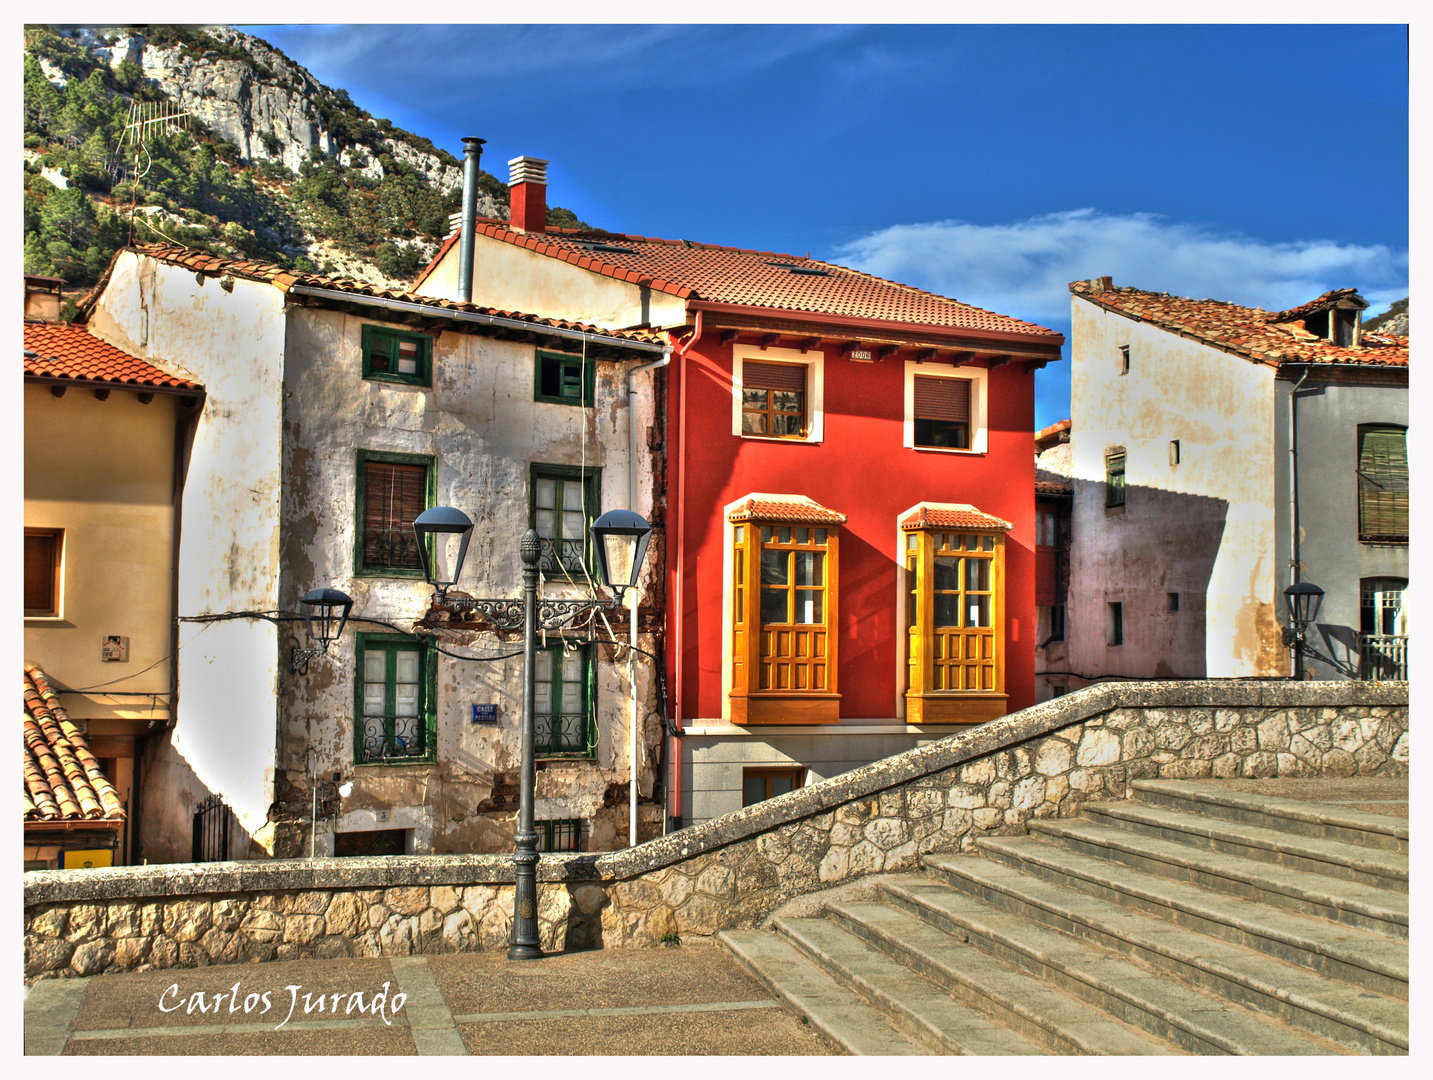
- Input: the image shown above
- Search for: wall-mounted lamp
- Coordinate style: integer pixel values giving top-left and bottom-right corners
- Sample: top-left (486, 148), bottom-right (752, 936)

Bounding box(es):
top-left (413, 506), bottom-right (475, 600)
top-left (290, 587), bottom-right (353, 674)
top-left (1281, 580), bottom-right (1326, 680)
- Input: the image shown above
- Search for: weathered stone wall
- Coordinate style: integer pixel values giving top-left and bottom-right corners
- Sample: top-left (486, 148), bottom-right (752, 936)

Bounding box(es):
top-left (25, 680), bottom-right (1407, 980)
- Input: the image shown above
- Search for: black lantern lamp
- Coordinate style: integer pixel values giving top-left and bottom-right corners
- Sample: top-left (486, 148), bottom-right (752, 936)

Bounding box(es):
top-left (1284, 581), bottom-right (1325, 633)
top-left (291, 587), bottom-right (353, 674)
top-left (1282, 580), bottom-right (1326, 680)
top-left (413, 506), bottom-right (475, 598)
top-left (590, 509), bottom-right (653, 603)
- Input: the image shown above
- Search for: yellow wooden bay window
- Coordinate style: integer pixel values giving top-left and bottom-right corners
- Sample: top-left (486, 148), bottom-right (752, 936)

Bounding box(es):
top-left (902, 502), bottom-right (1009, 724)
top-left (726, 494), bottom-right (846, 724)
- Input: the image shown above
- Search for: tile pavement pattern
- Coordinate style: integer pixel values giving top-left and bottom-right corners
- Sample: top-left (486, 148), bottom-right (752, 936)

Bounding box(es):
top-left (24, 681), bottom-right (1406, 985)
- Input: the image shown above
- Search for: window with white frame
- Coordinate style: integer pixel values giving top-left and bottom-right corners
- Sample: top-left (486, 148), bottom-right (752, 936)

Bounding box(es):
top-left (731, 344), bottom-right (824, 443)
top-left (903, 362), bottom-right (989, 453)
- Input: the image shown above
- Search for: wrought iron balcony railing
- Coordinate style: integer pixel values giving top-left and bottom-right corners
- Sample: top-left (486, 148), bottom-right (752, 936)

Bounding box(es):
top-left (535, 712), bottom-right (593, 756)
top-left (1358, 634), bottom-right (1408, 682)
top-left (539, 537), bottom-right (588, 576)
top-left (358, 714), bottom-right (430, 763)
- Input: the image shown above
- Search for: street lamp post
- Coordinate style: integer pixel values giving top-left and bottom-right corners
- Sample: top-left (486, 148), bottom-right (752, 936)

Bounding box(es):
top-left (413, 508), bottom-right (652, 960)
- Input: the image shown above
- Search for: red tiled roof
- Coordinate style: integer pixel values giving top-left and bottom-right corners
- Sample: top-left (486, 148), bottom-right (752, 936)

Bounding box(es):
top-left (726, 494), bottom-right (848, 525)
top-left (80, 244), bottom-right (666, 347)
top-left (899, 503), bottom-right (1012, 532)
top-left (24, 323), bottom-right (200, 390)
top-left (23, 665), bottom-right (125, 823)
top-left (417, 223), bottom-right (1062, 340)
top-left (1264, 288), bottom-right (1366, 324)
top-left (1069, 281), bottom-right (1408, 369)
top-left (1036, 418), bottom-right (1071, 441)
top-left (1035, 480), bottom-right (1072, 496)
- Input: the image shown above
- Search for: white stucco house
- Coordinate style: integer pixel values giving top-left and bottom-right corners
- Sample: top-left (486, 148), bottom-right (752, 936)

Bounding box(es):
top-left (1064, 278), bottom-right (1408, 686)
top-left (74, 242), bottom-right (671, 861)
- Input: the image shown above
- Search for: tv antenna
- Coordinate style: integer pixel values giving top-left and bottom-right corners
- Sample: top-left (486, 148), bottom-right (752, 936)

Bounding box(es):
top-left (120, 99), bottom-right (192, 182)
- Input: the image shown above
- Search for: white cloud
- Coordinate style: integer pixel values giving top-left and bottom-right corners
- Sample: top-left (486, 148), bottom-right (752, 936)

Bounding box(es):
top-left (829, 209), bottom-right (1409, 326)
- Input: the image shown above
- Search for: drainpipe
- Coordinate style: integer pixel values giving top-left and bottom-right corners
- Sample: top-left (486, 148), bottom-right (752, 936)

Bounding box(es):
top-left (1288, 368), bottom-right (1309, 675)
top-left (457, 137), bottom-right (485, 303)
top-left (623, 346), bottom-right (671, 841)
top-left (671, 310), bottom-right (705, 829)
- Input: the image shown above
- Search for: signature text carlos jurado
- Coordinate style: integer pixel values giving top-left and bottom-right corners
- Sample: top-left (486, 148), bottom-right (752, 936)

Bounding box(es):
top-left (158, 981), bottom-right (408, 1029)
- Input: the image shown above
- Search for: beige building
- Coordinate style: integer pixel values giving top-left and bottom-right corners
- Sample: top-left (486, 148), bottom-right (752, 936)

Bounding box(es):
top-left (24, 314), bottom-right (204, 865)
top-left (70, 242), bottom-right (670, 861)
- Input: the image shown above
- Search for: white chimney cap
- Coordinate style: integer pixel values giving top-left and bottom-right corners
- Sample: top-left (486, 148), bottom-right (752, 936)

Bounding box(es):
top-left (508, 156), bottom-right (549, 186)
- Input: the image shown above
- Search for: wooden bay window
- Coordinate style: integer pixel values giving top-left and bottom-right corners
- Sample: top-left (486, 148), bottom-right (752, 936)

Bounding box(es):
top-left (727, 495), bottom-right (845, 724)
top-left (902, 504), bottom-right (1008, 723)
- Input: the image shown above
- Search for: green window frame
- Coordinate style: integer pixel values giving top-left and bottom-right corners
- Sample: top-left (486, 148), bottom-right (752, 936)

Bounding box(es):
top-left (362, 325), bottom-right (433, 387)
top-left (356, 450), bottom-right (435, 577)
top-left (536, 818), bottom-right (584, 852)
top-left (354, 633), bottom-right (436, 765)
top-left (534, 351), bottom-right (595, 406)
top-left (533, 642), bottom-right (596, 758)
top-left (529, 463), bottom-right (601, 578)
top-left (1105, 450), bottom-right (1126, 508)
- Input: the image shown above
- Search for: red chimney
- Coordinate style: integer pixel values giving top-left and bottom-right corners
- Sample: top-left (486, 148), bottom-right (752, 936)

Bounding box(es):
top-left (509, 156), bottom-right (548, 233)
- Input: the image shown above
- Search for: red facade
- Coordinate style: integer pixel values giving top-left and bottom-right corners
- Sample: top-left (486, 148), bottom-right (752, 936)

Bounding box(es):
top-left (666, 337), bottom-right (1041, 723)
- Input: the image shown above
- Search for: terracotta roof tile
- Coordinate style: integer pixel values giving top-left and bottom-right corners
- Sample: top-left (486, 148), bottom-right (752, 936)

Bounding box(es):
top-left (23, 665), bottom-right (125, 823)
top-left (1035, 480), bottom-right (1072, 496)
top-left (416, 223), bottom-right (1061, 339)
top-left (84, 244), bottom-right (666, 347)
top-left (726, 494), bottom-right (848, 525)
top-left (1069, 281), bottom-right (1408, 369)
top-left (899, 502), bottom-right (1012, 531)
top-left (24, 323), bottom-right (201, 390)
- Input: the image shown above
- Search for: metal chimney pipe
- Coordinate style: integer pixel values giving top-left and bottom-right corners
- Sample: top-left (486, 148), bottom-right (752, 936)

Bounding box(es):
top-left (458, 137), bottom-right (486, 303)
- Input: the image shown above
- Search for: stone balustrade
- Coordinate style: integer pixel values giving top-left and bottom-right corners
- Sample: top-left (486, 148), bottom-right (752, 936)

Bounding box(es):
top-left (25, 680), bottom-right (1408, 981)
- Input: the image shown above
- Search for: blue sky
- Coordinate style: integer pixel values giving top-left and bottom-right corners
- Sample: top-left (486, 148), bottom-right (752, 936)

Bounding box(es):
top-left (244, 23), bottom-right (1409, 430)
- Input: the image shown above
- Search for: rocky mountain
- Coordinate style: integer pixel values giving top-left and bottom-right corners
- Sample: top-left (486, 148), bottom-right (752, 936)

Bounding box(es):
top-left (23, 25), bottom-right (585, 306)
top-left (1364, 297), bottom-right (1409, 337)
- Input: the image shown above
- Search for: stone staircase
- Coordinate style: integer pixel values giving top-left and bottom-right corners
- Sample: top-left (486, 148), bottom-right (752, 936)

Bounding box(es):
top-left (719, 780), bottom-right (1408, 1055)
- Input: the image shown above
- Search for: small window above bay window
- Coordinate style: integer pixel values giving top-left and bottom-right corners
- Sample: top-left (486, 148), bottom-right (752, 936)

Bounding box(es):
top-left (731, 344), bottom-right (824, 443)
top-left (904, 361), bottom-right (989, 454)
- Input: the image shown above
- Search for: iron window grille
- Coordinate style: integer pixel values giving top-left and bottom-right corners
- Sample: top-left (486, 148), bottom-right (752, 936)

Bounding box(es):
top-left (534, 643), bottom-right (596, 757)
top-left (530, 464), bottom-right (600, 577)
top-left (355, 634), bottom-right (435, 764)
top-left (362, 325), bottom-right (432, 387)
top-left (536, 818), bottom-right (584, 852)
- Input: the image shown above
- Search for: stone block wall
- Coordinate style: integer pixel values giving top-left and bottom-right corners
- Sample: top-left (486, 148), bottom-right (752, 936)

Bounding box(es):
top-left (25, 680), bottom-right (1407, 980)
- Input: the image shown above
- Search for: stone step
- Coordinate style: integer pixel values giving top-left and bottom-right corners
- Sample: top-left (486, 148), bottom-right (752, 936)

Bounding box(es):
top-left (822, 900), bottom-right (1184, 1055)
top-left (1130, 780), bottom-right (1409, 853)
top-left (877, 878), bottom-right (1350, 1055)
top-left (770, 916), bottom-right (1045, 1055)
top-left (921, 856), bottom-right (1407, 1054)
top-left (974, 833), bottom-right (1408, 998)
top-left (1082, 800), bottom-right (1408, 893)
top-left (718, 928), bottom-right (928, 1055)
top-left (1027, 816), bottom-right (1408, 940)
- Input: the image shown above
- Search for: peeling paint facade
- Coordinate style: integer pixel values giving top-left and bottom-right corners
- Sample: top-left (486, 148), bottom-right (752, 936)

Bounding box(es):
top-left (80, 248), bottom-right (668, 862)
top-left (1066, 288), bottom-right (1408, 684)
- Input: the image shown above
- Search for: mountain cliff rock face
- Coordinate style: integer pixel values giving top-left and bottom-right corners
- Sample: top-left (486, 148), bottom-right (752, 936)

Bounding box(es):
top-left (25, 25), bottom-right (516, 295)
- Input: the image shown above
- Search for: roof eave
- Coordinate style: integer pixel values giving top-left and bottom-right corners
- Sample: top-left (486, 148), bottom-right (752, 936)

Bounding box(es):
top-left (24, 374), bottom-right (205, 395)
top-left (684, 299), bottom-right (1064, 354)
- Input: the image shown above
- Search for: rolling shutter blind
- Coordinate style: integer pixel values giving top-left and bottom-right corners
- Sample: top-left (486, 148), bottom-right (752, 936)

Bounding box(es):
top-left (913, 375), bottom-right (970, 421)
top-left (1358, 427), bottom-right (1409, 539)
top-left (744, 361), bottom-right (806, 393)
top-left (364, 461), bottom-right (428, 568)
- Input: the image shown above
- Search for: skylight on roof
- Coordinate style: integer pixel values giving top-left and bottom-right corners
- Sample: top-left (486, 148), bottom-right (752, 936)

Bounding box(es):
top-left (763, 261), bottom-right (830, 276)
top-left (574, 241), bottom-right (638, 255)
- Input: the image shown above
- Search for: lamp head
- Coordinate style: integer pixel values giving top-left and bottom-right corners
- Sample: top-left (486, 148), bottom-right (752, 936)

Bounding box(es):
top-left (299, 588), bottom-right (353, 651)
top-left (413, 506), bottom-right (474, 593)
top-left (590, 509), bottom-right (653, 601)
top-left (1283, 580), bottom-right (1325, 630)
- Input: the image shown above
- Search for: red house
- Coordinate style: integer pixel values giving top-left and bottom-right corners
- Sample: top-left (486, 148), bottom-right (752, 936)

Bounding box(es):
top-left (417, 151), bottom-right (1064, 826)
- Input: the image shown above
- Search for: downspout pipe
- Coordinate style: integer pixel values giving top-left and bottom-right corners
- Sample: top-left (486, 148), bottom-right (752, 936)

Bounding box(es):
top-left (671, 310), bottom-right (705, 829)
top-left (457, 137), bottom-right (486, 304)
top-left (1288, 368), bottom-right (1309, 676)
